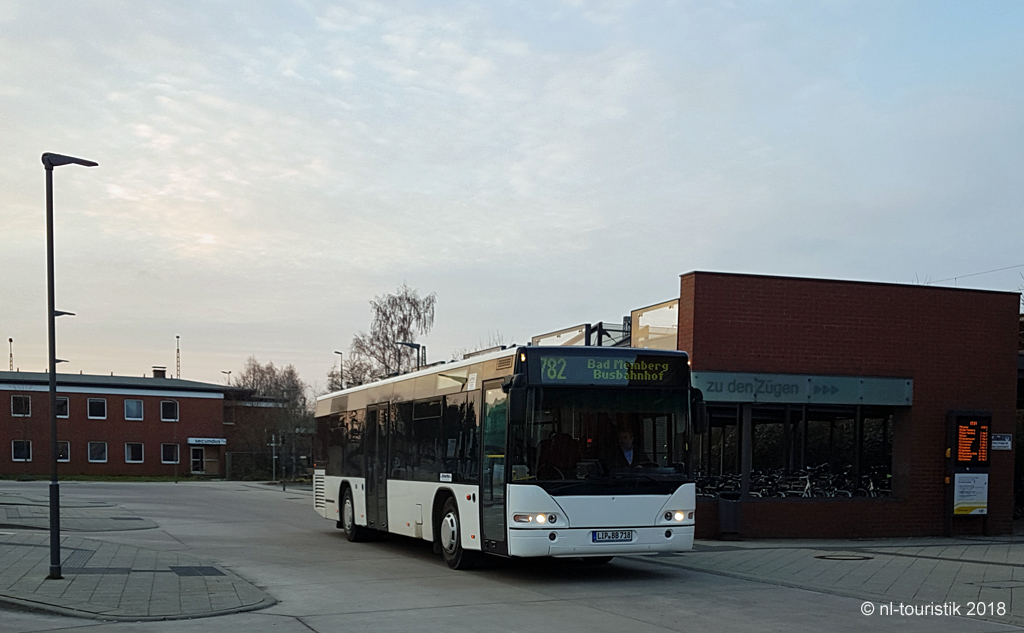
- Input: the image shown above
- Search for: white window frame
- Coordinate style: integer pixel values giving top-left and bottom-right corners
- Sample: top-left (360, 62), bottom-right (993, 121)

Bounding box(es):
top-left (57, 440), bottom-right (70, 463)
top-left (12, 440), bottom-right (31, 462)
top-left (124, 399), bottom-right (144, 421)
top-left (87, 398), bottom-right (107, 420)
top-left (161, 443), bottom-right (180, 464)
top-left (56, 396), bottom-right (69, 419)
top-left (125, 442), bottom-right (144, 464)
top-left (161, 400), bottom-right (179, 422)
top-left (11, 395), bottom-right (31, 417)
top-left (87, 441), bottom-right (108, 463)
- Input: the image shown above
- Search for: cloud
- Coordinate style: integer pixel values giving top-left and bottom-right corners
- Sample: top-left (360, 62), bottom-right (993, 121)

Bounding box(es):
top-left (1, 1), bottom-right (1022, 384)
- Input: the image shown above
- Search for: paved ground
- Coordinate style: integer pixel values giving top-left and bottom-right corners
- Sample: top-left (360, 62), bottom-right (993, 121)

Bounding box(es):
top-left (0, 489), bottom-right (158, 531)
top-left (646, 537), bottom-right (1024, 627)
top-left (1, 480), bottom-right (1023, 631)
top-left (0, 487), bottom-right (274, 620)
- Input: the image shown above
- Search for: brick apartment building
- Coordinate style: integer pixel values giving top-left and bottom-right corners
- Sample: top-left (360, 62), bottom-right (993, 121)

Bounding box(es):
top-left (654, 272), bottom-right (1019, 538)
top-left (0, 370), bottom-right (228, 477)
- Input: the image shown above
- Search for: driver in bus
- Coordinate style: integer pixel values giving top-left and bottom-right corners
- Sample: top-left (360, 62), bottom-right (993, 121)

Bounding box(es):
top-left (615, 428), bottom-right (650, 467)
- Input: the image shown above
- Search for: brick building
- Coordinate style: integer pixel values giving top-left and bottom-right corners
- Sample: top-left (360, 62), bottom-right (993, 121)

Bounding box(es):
top-left (661, 272), bottom-right (1019, 538)
top-left (0, 370), bottom-right (228, 477)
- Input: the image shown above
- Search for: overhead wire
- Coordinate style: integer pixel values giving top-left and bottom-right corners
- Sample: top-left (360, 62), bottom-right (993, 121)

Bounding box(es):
top-left (925, 263), bottom-right (1024, 285)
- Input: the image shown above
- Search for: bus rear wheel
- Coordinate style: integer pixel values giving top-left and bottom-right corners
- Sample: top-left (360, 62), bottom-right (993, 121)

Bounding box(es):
top-left (439, 497), bottom-right (478, 570)
top-left (342, 487), bottom-right (368, 542)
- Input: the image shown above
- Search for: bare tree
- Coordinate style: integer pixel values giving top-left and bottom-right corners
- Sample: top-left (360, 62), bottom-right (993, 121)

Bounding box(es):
top-left (324, 367), bottom-right (345, 393)
top-left (230, 357), bottom-right (314, 480)
top-left (231, 356), bottom-right (313, 441)
top-left (350, 283), bottom-right (437, 379)
top-left (234, 357), bottom-right (308, 409)
top-left (342, 353), bottom-right (378, 387)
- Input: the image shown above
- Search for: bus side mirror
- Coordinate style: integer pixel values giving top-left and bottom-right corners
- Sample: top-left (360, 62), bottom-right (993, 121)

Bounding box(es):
top-left (691, 389), bottom-right (708, 435)
top-left (501, 373), bottom-right (526, 393)
top-left (508, 387), bottom-right (526, 425)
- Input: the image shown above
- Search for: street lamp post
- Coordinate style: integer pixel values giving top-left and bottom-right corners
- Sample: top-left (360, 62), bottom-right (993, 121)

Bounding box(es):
top-left (42, 152), bottom-right (98, 580)
top-left (395, 341), bottom-right (424, 372)
top-left (333, 350), bottom-right (344, 389)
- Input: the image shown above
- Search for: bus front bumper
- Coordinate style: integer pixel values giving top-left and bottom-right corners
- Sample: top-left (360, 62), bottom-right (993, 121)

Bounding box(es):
top-left (508, 525), bottom-right (694, 558)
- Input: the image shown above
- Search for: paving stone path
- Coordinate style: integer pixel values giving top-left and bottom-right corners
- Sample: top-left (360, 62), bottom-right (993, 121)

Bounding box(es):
top-left (0, 491), bottom-right (274, 621)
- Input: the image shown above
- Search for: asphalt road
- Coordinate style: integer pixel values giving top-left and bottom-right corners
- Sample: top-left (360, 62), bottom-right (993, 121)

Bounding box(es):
top-left (2, 480), bottom-right (1019, 633)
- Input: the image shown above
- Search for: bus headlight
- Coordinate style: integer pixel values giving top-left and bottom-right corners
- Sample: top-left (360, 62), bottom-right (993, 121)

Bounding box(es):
top-left (513, 513), bottom-right (558, 525)
top-left (663, 510), bottom-right (689, 522)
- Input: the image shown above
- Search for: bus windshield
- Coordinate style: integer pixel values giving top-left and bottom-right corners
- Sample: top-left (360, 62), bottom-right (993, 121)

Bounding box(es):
top-left (509, 387), bottom-right (690, 494)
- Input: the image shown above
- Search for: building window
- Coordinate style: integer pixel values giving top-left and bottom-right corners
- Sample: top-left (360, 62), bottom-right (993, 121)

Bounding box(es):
top-left (88, 441), bottom-right (107, 463)
top-left (57, 441), bottom-right (70, 463)
top-left (124, 399), bottom-right (144, 421)
top-left (125, 443), bottom-right (144, 463)
top-left (11, 395), bottom-right (30, 417)
top-left (161, 443), bottom-right (179, 464)
top-left (87, 398), bottom-right (107, 420)
top-left (161, 400), bottom-right (179, 422)
top-left (692, 404), bottom-right (894, 498)
top-left (12, 440), bottom-right (31, 462)
top-left (56, 397), bottom-right (69, 418)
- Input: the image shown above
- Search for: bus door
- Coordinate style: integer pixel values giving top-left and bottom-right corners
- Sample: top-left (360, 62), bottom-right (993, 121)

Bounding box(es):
top-left (480, 381), bottom-right (508, 553)
top-left (365, 403), bottom-right (389, 530)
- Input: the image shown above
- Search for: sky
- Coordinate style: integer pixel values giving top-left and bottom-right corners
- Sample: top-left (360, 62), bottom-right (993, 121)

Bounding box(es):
top-left (2, 0), bottom-right (1023, 393)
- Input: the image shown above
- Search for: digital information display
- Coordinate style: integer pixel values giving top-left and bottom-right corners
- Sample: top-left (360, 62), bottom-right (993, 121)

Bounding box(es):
top-left (955, 416), bottom-right (990, 467)
top-left (535, 353), bottom-right (684, 387)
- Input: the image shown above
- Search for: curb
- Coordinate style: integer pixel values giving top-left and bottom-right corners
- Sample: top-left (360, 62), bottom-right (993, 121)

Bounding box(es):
top-left (0, 592), bottom-right (277, 622)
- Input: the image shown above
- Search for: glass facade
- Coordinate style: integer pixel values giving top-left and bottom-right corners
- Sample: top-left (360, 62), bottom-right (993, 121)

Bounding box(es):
top-left (690, 404), bottom-right (894, 498)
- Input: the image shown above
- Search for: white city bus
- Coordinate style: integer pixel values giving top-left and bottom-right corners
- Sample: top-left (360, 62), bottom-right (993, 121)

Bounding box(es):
top-left (312, 345), bottom-right (706, 569)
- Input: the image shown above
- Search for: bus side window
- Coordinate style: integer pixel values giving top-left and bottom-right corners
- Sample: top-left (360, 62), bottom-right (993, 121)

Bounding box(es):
top-left (462, 393), bottom-right (480, 483)
top-left (325, 415), bottom-right (344, 476)
top-left (413, 399), bottom-right (442, 482)
top-left (344, 410), bottom-right (365, 478)
top-left (391, 401), bottom-right (413, 480)
top-left (442, 393), bottom-right (464, 479)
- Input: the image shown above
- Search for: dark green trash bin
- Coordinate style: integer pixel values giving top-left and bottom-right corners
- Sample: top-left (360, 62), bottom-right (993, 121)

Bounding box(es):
top-left (718, 492), bottom-right (741, 539)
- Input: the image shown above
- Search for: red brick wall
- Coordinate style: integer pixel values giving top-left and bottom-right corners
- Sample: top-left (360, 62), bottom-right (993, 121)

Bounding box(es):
top-left (0, 390), bottom-right (224, 477)
top-left (677, 273), bottom-right (695, 357)
top-left (681, 271), bottom-right (1019, 537)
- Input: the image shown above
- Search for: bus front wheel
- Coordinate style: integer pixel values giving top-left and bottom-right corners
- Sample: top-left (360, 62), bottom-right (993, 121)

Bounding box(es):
top-left (439, 497), bottom-right (478, 570)
top-left (342, 487), bottom-right (368, 542)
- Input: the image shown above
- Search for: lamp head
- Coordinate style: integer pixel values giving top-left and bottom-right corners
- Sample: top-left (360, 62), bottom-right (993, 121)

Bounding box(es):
top-left (42, 153), bottom-right (99, 168)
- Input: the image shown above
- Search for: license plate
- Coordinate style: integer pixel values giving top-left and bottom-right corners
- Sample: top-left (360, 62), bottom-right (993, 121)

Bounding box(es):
top-left (592, 530), bottom-right (633, 543)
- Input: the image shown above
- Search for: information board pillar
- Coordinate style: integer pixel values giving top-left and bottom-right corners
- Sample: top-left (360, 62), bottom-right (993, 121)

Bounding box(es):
top-left (946, 411), bottom-right (991, 536)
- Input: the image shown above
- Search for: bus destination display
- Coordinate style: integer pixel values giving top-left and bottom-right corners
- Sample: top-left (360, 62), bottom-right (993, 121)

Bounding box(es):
top-left (536, 354), bottom-right (683, 387)
top-left (956, 416), bottom-right (990, 466)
